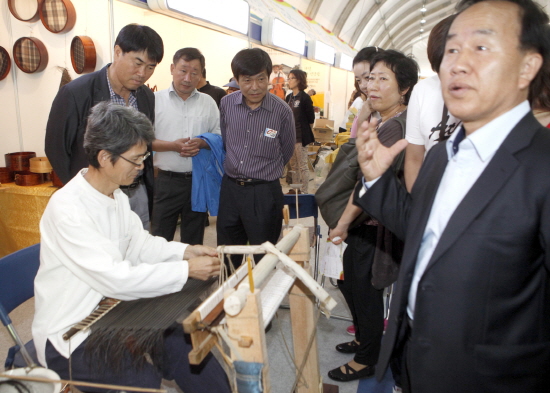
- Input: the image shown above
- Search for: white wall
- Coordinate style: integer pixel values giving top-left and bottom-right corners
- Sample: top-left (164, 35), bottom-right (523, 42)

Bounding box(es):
top-left (0, 0), bottom-right (354, 163)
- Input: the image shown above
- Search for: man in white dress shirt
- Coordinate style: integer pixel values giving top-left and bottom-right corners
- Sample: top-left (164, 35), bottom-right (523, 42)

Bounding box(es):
top-left (151, 48), bottom-right (221, 244)
top-left (353, 1), bottom-right (550, 392)
top-left (34, 102), bottom-right (230, 393)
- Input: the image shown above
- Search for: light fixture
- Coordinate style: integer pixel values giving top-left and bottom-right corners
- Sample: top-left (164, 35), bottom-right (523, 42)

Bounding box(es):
top-left (307, 40), bottom-right (335, 65)
top-left (147, 0), bottom-right (250, 35)
top-left (421, 19), bottom-right (426, 24)
top-left (420, 28), bottom-right (424, 33)
top-left (420, 6), bottom-right (427, 12)
top-left (261, 17), bottom-right (306, 55)
top-left (335, 53), bottom-right (353, 71)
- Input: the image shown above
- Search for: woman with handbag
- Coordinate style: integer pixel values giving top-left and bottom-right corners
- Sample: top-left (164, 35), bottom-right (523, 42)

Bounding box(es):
top-left (325, 49), bottom-right (418, 383)
top-left (285, 69), bottom-right (315, 194)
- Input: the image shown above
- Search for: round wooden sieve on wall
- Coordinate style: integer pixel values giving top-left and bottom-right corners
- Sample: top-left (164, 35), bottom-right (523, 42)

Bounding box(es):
top-left (39, 0), bottom-right (76, 34)
top-left (13, 37), bottom-right (48, 73)
top-left (70, 36), bottom-right (96, 74)
top-left (8, 0), bottom-right (40, 23)
top-left (0, 47), bottom-right (11, 81)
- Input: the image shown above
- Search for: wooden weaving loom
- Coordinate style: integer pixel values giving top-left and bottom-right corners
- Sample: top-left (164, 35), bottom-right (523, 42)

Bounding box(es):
top-left (183, 224), bottom-right (338, 393)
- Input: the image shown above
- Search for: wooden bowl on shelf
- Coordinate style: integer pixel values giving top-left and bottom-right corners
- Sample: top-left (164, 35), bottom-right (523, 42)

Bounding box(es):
top-left (5, 151), bottom-right (37, 171)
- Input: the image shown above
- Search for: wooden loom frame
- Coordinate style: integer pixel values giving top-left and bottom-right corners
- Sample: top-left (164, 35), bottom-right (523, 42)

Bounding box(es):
top-left (182, 225), bottom-right (338, 393)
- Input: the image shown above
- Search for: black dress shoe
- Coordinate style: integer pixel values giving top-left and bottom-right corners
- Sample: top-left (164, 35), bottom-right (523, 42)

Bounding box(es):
top-left (328, 363), bottom-right (375, 382)
top-left (335, 340), bottom-right (360, 354)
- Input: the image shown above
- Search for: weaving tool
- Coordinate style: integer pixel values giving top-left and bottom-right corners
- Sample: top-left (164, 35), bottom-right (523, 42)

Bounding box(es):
top-left (183, 224), bottom-right (338, 393)
top-left (62, 278), bottom-right (217, 373)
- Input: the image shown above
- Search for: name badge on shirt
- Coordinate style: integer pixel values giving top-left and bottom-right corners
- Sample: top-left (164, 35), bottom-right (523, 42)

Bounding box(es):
top-left (264, 128), bottom-right (278, 138)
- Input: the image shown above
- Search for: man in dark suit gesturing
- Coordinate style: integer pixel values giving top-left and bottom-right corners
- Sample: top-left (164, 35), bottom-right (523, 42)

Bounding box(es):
top-left (354, 1), bottom-right (550, 392)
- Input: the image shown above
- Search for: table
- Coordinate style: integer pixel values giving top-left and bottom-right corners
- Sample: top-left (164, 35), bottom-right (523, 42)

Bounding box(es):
top-left (0, 181), bottom-right (57, 257)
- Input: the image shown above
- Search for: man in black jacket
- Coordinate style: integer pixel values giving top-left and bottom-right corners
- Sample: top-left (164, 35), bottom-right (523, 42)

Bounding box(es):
top-left (45, 24), bottom-right (163, 228)
top-left (197, 68), bottom-right (226, 108)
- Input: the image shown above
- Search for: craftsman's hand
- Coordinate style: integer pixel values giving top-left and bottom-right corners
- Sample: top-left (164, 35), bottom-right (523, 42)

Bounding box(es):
top-left (357, 117), bottom-right (408, 181)
top-left (183, 244), bottom-right (218, 259)
top-left (329, 224), bottom-right (349, 245)
top-left (180, 138), bottom-right (208, 157)
top-left (187, 256), bottom-right (221, 280)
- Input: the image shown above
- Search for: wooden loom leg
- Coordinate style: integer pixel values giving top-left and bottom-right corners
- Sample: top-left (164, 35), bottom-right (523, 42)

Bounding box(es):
top-left (288, 228), bottom-right (322, 393)
top-left (225, 290), bottom-right (271, 393)
top-left (289, 277), bottom-right (322, 393)
top-left (287, 228), bottom-right (338, 393)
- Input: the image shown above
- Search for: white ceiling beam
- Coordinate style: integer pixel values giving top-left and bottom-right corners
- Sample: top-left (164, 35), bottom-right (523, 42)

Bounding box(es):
top-left (350, 0), bottom-right (388, 47)
top-left (377, 1), bottom-right (454, 49)
top-left (306, 0), bottom-right (324, 20)
top-left (334, 0), bottom-right (361, 36)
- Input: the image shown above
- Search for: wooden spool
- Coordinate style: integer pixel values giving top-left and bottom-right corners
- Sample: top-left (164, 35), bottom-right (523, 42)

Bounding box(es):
top-left (29, 157), bottom-right (53, 173)
top-left (0, 47), bottom-right (11, 81)
top-left (13, 37), bottom-right (48, 74)
top-left (39, 0), bottom-right (76, 34)
top-left (8, 0), bottom-right (40, 23)
top-left (14, 171), bottom-right (45, 186)
top-left (0, 168), bottom-right (15, 183)
top-left (70, 36), bottom-right (96, 74)
top-left (5, 152), bottom-right (36, 171)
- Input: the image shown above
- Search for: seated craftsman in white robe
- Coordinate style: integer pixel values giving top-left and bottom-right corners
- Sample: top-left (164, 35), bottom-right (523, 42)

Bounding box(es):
top-left (32, 101), bottom-right (229, 393)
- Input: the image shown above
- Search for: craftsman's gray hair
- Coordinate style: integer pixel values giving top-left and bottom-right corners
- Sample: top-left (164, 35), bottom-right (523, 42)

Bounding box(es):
top-left (84, 102), bottom-right (154, 168)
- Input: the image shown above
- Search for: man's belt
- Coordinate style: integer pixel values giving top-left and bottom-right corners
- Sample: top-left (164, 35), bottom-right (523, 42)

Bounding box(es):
top-left (158, 169), bottom-right (192, 179)
top-left (227, 176), bottom-right (272, 186)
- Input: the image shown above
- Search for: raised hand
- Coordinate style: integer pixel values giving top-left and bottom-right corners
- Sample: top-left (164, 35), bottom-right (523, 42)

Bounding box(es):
top-left (356, 118), bottom-right (408, 181)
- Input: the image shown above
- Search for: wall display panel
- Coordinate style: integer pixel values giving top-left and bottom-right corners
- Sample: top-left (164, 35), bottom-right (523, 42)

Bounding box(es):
top-left (113, 1), bottom-right (249, 92)
top-left (329, 66), bottom-right (352, 131)
top-left (1, 0), bottom-right (112, 161)
top-left (0, 48), bottom-right (12, 81)
top-left (252, 43), bottom-right (300, 69)
top-left (301, 59), bottom-right (329, 117)
top-left (13, 37), bottom-right (48, 73)
top-left (8, 0), bottom-right (40, 22)
top-left (39, 0), bottom-right (77, 34)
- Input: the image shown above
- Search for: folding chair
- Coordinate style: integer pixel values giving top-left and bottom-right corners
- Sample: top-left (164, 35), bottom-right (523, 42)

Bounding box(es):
top-left (0, 244), bottom-right (40, 369)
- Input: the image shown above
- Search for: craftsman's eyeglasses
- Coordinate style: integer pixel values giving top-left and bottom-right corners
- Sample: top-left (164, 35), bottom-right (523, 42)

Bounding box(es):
top-left (118, 151), bottom-right (150, 166)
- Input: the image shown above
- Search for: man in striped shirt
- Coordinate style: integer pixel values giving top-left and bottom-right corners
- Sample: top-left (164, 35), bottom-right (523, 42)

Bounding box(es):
top-left (217, 48), bottom-right (296, 268)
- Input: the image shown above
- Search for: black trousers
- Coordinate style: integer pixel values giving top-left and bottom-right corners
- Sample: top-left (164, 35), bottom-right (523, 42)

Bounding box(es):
top-left (151, 171), bottom-right (207, 245)
top-left (337, 224), bottom-right (385, 366)
top-left (216, 175), bottom-right (284, 269)
top-left (45, 325), bottom-right (230, 393)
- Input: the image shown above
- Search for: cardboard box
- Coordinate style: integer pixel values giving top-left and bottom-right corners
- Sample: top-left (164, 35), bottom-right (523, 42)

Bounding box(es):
top-left (313, 119), bottom-right (335, 142)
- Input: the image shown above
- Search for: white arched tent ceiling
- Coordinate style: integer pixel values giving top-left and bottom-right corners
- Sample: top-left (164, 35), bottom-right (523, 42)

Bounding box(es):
top-left (284, 0), bottom-right (550, 75)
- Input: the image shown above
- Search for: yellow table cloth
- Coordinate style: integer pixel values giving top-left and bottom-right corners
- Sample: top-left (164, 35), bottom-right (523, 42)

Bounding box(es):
top-left (335, 132), bottom-right (350, 147)
top-left (0, 182), bottom-right (57, 258)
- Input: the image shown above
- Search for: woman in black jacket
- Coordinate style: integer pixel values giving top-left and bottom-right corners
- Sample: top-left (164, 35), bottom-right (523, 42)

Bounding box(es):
top-left (285, 69), bottom-right (315, 194)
